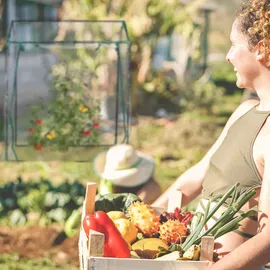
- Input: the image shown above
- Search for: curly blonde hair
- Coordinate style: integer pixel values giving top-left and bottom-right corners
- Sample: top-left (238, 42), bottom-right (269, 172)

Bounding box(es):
top-left (236, 0), bottom-right (270, 65)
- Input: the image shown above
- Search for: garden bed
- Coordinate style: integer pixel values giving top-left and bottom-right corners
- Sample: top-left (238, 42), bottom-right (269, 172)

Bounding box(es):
top-left (0, 225), bottom-right (79, 267)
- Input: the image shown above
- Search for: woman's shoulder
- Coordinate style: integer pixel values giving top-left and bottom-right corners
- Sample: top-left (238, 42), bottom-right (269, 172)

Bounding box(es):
top-left (238, 99), bottom-right (260, 111)
top-left (238, 99), bottom-right (260, 109)
top-left (229, 99), bottom-right (259, 122)
top-left (220, 99), bottom-right (259, 132)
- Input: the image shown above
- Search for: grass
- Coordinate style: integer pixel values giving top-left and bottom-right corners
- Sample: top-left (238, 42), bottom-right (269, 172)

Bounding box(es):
top-left (0, 254), bottom-right (77, 270)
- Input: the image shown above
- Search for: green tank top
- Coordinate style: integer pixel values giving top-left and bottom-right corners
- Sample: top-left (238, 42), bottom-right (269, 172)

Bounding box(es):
top-left (202, 105), bottom-right (270, 198)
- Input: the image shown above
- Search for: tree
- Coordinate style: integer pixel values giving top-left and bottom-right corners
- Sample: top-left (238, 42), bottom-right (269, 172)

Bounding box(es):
top-left (57, 0), bottom-right (206, 112)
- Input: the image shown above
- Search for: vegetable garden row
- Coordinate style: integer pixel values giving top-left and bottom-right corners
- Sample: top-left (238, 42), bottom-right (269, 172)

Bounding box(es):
top-left (0, 178), bottom-right (85, 226)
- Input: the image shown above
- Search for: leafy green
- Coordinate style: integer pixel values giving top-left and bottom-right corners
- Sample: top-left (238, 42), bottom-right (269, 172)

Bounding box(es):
top-left (17, 188), bottom-right (47, 213)
top-left (0, 178), bottom-right (86, 226)
top-left (45, 192), bottom-right (71, 209)
top-left (136, 233), bottom-right (144, 240)
top-left (9, 209), bottom-right (27, 226)
top-left (47, 208), bottom-right (68, 223)
top-left (0, 201), bottom-right (3, 212)
top-left (69, 180), bottom-right (85, 197)
top-left (56, 182), bottom-right (71, 193)
top-left (156, 244), bottom-right (183, 258)
top-left (95, 193), bottom-right (142, 214)
top-left (64, 209), bottom-right (81, 237)
top-left (2, 197), bottom-right (17, 210)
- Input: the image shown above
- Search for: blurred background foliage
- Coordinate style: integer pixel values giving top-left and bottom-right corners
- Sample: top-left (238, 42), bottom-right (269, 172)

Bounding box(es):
top-left (58, 0), bottom-right (227, 114)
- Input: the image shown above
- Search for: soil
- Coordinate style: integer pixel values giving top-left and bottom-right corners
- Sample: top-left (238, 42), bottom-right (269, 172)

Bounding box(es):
top-left (0, 225), bottom-right (80, 267)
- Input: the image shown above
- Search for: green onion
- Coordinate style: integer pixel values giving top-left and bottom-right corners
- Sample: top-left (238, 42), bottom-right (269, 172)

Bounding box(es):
top-left (190, 212), bottom-right (203, 235)
top-left (214, 207), bottom-right (257, 239)
top-left (182, 198), bottom-right (212, 251)
top-left (181, 183), bottom-right (257, 252)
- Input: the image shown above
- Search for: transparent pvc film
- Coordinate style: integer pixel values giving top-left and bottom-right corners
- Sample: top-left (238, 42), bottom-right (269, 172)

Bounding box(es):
top-left (3, 21), bottom-right (131, 161)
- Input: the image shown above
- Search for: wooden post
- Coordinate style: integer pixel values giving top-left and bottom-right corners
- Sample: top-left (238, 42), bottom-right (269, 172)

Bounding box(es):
top-left (200, 236), bottom-right (215, 261)
top-left (88, 230), bottom-right (105, 257)
top-left (167, 190), bottom-right (182, 212)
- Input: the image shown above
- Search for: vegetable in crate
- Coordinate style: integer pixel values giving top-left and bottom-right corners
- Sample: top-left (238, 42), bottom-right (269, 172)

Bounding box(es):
top-left (159, 207), bottom-right (194, 226)
top-left (159, 219), bottom-right (188, 245)
top-left (128, 201), bottom-right (160, 237)
top-left (114, 218), bottom-right (138, 244)
top-left (106, 210), bottom-right (137, 244)
top-left (83, 211), bottom-right (130, 258)
top-left (158, 208), bottom-right (193, 245)
top-left (95, 193), bottom-right (141, 214)
top-left (107, 211), bottom-right (127, 221)
top-left (178, 245), bottom-right (201, 261)
top-left (132, 238), bottom-right (169, 259)
top-left (181, 183), bottom-right (257, 252)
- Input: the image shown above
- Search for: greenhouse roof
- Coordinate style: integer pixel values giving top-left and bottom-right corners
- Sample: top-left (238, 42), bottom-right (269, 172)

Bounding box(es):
top-left (18, 0), bottom-right (63, 5)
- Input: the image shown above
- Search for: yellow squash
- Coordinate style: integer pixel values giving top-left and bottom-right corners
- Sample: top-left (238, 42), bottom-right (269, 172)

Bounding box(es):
top-left (114, 218), bottom-right (138, 244)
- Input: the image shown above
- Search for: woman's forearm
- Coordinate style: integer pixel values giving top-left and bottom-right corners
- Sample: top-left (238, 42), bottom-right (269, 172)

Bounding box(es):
top-left (208, 229), bottom-right (270, 270)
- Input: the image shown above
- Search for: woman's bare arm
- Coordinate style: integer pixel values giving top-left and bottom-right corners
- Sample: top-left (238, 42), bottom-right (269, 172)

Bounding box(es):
top-left (152, 100), bottom-right (259, 208)
top-left (207, 135), bottom-right (270, 270)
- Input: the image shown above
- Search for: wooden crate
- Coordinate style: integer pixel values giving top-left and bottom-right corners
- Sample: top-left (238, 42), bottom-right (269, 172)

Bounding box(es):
top-left (79, 182), bottom-right (214, 270)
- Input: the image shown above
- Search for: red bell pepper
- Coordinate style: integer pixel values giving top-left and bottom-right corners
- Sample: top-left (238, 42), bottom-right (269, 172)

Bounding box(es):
top-left (83, 211), bottom-right (130, 258)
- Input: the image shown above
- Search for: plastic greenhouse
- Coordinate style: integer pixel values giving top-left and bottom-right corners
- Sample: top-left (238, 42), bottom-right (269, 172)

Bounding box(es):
top-left (3, 20), bottom-right (131, 161)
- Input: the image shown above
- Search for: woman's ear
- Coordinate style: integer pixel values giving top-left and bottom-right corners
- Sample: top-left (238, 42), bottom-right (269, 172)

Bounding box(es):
top-left (255, 40), bottom-right (266, 62)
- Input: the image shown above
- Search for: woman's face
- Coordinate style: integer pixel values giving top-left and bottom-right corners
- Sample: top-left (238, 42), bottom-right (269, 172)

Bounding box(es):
top-left (226, 20), bottom-right (260, 89)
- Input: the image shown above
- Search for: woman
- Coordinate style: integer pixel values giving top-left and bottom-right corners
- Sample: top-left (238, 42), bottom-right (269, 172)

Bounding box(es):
top-left (153, 1), bottom-right (270, 269)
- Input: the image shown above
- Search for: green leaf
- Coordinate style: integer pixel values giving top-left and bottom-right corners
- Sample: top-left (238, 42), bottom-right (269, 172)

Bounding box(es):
top-left (95, 193), bottom-right (142, 214)
top-left (17, 189), bottom-right (46, 213)
top-left (45, 192), bottom-right (70, 209)
top-left (47, 208), bottom-right (68, 223)
top-left (64, 209), bottom-right (81, 237)
top-left (156, 244), bottom-right (183, 258)
top-left (3, 198), bottom-right (17, 210)
top-left (9, 209), bottom-right (27, 226)
top-left (44, 192), bottom-right (58, 209)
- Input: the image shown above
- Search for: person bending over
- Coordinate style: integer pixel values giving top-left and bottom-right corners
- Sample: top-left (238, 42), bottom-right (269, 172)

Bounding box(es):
top-left (94, 144), bottom-right (161, 205)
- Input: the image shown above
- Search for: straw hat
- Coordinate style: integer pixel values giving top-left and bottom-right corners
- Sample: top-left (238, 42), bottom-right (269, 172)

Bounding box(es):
top-left (93, 144), bottom-right (155, 187)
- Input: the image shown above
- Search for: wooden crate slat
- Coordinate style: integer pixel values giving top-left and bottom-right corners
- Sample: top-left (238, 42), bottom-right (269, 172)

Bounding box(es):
top-left (84, 182), bottom-right (97, 216)
top-left (167, 190), bottom-right (182, 212)
top-left (80, 181), bottom-right (97, 270)
top-left (88, 257), bottom-right (212, 270)
top-left (88, 230), bottom-right (104, 257)
top-left (79, 228), bottom-right (89, 270)
top-left (200, 236), bottom-right (215, 262)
